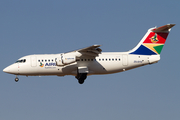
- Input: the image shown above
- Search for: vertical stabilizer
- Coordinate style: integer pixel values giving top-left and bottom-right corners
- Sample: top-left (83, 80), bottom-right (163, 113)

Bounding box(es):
top-left (129, 24), bottom-right (175, 55)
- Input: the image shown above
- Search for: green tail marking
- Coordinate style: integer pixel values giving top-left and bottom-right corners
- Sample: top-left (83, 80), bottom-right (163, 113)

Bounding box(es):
top-left (154, 45), bottom-right (164, 54)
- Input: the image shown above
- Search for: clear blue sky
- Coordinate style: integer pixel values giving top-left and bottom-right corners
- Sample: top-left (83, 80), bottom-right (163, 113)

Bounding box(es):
top-left (1, 0), bottom-right (179, 120)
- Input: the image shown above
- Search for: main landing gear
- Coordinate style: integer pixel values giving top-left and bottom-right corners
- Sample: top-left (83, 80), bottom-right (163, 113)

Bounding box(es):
top-left (15, 75), bottom-right (19, 82)
top-left (75, 73), bottom-right (87, 84)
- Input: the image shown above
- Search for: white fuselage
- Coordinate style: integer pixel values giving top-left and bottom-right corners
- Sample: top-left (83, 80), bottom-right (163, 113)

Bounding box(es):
top-left (3, 52), bottom-right (160, 77)
top-left (3, 24), bottom-right (174, 84)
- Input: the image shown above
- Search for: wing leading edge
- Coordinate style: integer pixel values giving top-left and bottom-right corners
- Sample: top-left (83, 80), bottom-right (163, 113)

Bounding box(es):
top-left (68, 45), bottom-right (102, 57)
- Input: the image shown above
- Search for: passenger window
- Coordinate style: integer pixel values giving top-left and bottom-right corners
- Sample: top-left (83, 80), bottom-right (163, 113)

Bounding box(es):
top-left (48, 59), bottom-right (50, 62)
top-left (42, 60), bottom-right (43, 62)
top-left (45, 60), bottom-right (47, 62)
top-left (52, 59), bottom-right (53, 62)
top-left (38, 60), bottom-right (40, 62)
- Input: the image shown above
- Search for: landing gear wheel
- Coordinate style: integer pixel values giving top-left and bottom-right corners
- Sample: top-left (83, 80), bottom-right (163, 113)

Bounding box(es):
top-left (15, 77), bottom-right (19, 82)
top-left (78, 79), bottom-right (84, 84)
top-left (76, 73), bottom-right (87, 84)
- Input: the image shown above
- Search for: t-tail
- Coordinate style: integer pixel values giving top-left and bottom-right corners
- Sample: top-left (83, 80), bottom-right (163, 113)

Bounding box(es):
top-left (129, 24), bottom-right (175, 55)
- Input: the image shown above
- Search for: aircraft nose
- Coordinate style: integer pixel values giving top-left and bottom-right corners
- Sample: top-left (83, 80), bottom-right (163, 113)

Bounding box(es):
top-left (3, 64), bottom-right (18, 74)
top-left (3, 66), bottom-right (10, 73)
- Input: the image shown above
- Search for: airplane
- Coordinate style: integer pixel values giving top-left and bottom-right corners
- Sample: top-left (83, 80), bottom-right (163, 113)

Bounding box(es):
top-left (3, 24), bottom-right (175, 84)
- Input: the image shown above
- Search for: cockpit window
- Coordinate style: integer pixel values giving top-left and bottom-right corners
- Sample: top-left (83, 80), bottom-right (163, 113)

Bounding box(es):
top-left (15, 59), bottom-right (26, 63)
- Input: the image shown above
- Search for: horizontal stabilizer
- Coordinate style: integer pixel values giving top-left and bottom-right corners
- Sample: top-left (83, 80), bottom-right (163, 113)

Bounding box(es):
top-left (152, 24), bottom-right (175, 32)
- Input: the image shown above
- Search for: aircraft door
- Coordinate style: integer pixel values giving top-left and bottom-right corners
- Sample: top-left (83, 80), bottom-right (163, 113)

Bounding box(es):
top-left (122, 55), bottom-right (128, 66)
top-left (31, 56), bottom-right (37, 67)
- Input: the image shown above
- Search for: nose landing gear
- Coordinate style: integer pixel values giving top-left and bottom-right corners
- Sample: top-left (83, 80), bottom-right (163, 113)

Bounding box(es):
top-left (15, 76), bottom-right (19, 82)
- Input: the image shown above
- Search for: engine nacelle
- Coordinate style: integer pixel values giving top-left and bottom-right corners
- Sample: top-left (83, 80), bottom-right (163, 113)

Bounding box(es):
top-left (56, 54), bottom-right (76, 66)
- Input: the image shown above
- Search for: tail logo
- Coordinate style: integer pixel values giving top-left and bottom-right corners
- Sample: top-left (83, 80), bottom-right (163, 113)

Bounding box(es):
top-left (130, 24), bottom-right (175, 55)
top-left (130, 32), bottom-right (169, 55)
top-left (150, 33), bottom-right (158, 43)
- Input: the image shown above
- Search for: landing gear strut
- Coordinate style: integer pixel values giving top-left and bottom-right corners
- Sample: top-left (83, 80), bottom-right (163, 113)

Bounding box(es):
top-left (75, 73), bottom-right (87, 84)
top-left (15, 76), bottom-right (19, 82)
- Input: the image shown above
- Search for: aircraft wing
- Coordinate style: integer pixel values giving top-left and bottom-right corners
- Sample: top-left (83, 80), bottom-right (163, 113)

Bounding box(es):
top-left (68, 45), bottom-right (102, 57)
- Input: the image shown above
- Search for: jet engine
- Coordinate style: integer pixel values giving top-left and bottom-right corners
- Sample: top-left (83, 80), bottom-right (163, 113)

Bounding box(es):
top-left (56, 54), bottom-right (76, 66)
